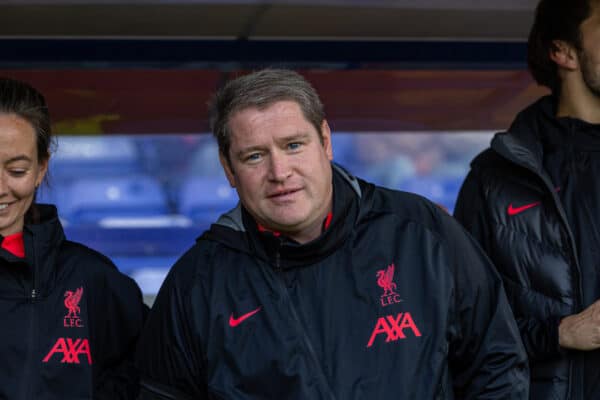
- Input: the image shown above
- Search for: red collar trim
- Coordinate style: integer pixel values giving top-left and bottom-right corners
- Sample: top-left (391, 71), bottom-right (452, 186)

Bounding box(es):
top-left (323, 211), bottom-right (333, 230)
top-left (257, 224), bottom-right (281, 237)
top-left (257, 211), bottom-right (333, 237)
top-left (1, 232), bottom-right (25, 258)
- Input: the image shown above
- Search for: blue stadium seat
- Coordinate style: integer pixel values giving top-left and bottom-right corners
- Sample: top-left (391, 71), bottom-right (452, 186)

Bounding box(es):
top-left (400, 176), bottom-right (464, 213)
top-left (58, 174), bottom-right (169, 224)
top-left (178, 176), bottom-right (238, 224)
top-left (331, 133), bottom-right (357, 169)
top-left (186, 139), bottom-right (223, 177)
top-left (51, 136), bottom-right (142, 181)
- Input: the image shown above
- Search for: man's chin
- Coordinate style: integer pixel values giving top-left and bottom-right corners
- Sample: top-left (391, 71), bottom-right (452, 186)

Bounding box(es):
top-left (264, 217), bottom-right (307, 231)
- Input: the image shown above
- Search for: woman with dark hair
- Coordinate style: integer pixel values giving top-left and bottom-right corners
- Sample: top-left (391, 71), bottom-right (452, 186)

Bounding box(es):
top-left (0, 77), bottom-right (146, 399)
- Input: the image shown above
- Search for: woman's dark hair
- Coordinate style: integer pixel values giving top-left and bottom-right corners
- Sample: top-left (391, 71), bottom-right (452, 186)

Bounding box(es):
top-left (528, 0), bottom-right (597, 93)
top-left (0, 77), bottom-right (52, 164)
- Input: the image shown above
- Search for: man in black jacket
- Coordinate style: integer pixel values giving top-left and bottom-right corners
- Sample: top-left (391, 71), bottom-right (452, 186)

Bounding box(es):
top-left (455, 1), bottom-right (600, 399)
top-left (136, 69), bottom-right (528, 399)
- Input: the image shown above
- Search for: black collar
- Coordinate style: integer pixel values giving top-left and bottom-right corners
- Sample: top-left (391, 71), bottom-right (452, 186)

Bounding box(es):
top-left (244, 166), bottom-right (359, 270)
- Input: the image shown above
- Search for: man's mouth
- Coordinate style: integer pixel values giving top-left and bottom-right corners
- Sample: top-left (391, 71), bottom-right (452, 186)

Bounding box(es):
top-left (268, 188), bottom-right (300, 198)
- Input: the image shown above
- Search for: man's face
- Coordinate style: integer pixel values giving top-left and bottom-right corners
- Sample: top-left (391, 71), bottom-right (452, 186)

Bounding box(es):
top-left (578, 3), bottom-right (600, 97)
top-left (221, 100), bottom-right (333, 244)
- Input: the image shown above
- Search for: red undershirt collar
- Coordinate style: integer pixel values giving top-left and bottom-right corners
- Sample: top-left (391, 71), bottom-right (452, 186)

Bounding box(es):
top-left (257, 211), bottom-right (333, 238)
top-left (1, 232), bottom-right (25, 258)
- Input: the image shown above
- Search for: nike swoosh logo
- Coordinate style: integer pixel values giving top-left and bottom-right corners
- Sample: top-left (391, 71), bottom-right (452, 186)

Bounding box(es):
top-left (229, 307), bottom-right (262, 328)
top-left (507, 201), bottom-right (541, 216)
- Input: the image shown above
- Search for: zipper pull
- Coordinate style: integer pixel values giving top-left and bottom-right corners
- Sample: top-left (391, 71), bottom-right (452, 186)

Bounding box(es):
top-left (31, 289), bottom-right (37, 300)
top-left (275, 237), bottom-right (284, 271)
top-left (275, 250), bottom-right (281, 271)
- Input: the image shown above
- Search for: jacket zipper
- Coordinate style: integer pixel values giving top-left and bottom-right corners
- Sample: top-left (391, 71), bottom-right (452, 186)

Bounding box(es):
top-left (21, 267), bottom-right (38, 399)
top-left (563, 121), bottom-right (582, 400)
top-left (274, 244), bottom-right (337, 400)
top-left (529, 167), bottom-right (581, 400)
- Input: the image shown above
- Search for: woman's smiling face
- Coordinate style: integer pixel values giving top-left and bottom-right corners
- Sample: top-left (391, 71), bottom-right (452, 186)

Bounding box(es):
top-left (0, 113), bottom-right (48, 237)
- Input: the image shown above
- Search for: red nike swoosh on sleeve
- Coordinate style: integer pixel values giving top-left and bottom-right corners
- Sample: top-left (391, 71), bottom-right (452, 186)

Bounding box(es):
top-left (507, 201), bottom-right (541, 216)
top-left (229, 307), bottom-right (262, 327)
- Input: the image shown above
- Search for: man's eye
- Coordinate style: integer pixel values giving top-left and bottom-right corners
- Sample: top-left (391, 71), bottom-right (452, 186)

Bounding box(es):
top-left (288, 142), bottom-right (302, 150)
top-left (246, 153), bottom-right (262, 162)
top-left (9, 169), bottom-right (27, 177)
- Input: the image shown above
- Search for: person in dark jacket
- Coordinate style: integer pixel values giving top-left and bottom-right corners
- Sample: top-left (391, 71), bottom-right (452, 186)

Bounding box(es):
top-left (0, 77), bottom-right (146, 399)
top-left (454, 1), bottom-right (600, 399)
top-left (136, 69), bottom-right (528, 399)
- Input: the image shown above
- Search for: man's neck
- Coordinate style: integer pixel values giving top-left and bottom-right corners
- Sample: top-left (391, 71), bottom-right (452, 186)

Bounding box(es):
top-left (556, 79), bottom-right (600, 124)
top-left (287, 207), bottom-right (333, 245)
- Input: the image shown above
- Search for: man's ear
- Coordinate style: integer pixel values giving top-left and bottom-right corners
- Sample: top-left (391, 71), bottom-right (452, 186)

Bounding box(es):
top-left (549, 40), bottom-right (579, 70)
top-left (219, 151), bottom-right (236, 188)
top-left (321, 120), bottom-right (333, 161)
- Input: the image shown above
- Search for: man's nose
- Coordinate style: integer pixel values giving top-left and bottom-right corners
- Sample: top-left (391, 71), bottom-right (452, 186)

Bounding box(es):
top-left (268, 152), bottom-right (292, 182)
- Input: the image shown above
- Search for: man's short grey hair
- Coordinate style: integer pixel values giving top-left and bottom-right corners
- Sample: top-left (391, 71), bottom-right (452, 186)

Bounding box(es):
top-left (209, 69), bottom-right (325, 163)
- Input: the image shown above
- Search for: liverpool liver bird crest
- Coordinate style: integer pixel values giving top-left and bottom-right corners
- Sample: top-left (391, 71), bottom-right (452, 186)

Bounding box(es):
top-left (376, 264), bottom-right (397, 297)
top-left (64, 287), bottom-right (83, 318)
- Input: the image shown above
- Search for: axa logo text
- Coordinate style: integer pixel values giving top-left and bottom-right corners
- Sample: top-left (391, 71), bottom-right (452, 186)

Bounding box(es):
top-left (42, 338), bottom-right (93, 364)
top-left (367, 312), bottom-right (422, 348)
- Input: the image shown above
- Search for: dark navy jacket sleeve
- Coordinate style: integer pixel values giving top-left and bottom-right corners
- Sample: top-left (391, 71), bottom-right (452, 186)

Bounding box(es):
top-left (136, 248), bottom-right (210, 400)
top-left (438, 208), bottom-right (529, 399)
top-left (454, 171), bottom-right (563, 362)
top-left (87, 253), bottom-right (148, 400)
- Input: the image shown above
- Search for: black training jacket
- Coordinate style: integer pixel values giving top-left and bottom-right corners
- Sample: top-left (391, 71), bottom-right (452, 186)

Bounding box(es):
top-left (136, 164), bottom-right (528, 399)
top-left (454, 96), bottom-right (600, 399)
top-left (0, 204), bottom-right (146, 400)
